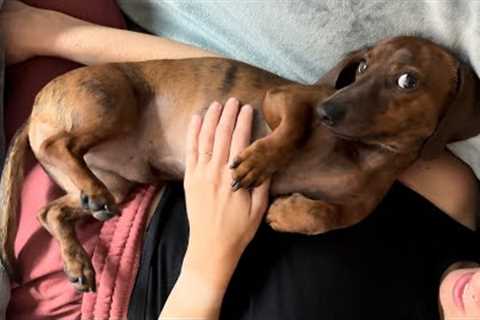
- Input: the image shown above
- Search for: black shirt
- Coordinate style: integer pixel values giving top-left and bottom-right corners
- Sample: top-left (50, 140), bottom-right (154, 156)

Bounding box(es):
top-left (128, 182), bottom-right (480, 320)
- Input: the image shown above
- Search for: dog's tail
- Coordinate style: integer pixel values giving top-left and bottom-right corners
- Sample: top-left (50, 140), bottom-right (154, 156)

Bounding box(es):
top-left (0, 119), bottom-right (30, 281)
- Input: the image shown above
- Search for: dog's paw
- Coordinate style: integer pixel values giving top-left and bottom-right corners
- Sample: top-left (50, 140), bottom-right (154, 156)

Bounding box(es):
top-left (63, 246), bottom-right (96, 293)
top-left (230, 141), bottom-right (277, 190)
top-left (266, 194), bottom-right (336, 235)
top-left (80, 190), bottom-right (118, 221)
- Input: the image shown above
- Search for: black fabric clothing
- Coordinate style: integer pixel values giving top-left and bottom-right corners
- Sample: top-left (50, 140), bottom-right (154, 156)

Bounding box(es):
top-left (128, 182), bottom-right (480, 320)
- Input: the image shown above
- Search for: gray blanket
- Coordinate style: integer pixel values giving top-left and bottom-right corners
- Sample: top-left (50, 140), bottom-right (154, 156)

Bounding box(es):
top-left (118, 0), bottom-right (480, 178)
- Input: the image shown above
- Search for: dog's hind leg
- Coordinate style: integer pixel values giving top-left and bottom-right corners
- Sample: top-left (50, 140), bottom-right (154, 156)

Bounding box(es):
top-left (266, 193), bottom-right (342, 235)
top-left (37, 151), bottom-right (133, 292)
top-left (37, 195), bottom-right (96, 292)
top-left (266, 193), bottom-right (374, 235)
top-left (38, 132), bottom-right (120, 221)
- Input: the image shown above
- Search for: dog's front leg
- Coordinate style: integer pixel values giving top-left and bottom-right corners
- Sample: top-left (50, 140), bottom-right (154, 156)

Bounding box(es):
top-left (230, 85), bottom-right (333, 189)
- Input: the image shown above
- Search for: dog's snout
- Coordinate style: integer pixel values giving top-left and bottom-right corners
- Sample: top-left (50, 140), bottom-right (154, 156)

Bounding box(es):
top-left (316, 103), bottom-right (346, 126)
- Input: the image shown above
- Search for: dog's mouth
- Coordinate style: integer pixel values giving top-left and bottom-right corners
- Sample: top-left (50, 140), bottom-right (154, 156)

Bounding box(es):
top-left (319, 122), bottom-right (359, 141)
top-left (320, 122), bottom-right (400, 153)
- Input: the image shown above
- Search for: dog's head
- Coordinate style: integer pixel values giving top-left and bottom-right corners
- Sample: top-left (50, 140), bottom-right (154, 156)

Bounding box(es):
top-left (315, 36), bottom-right (480, 158)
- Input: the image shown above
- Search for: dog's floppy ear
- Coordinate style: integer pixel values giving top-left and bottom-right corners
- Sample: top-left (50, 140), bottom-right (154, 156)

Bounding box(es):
top-left (421, 63), bottom-right (480, 160)
top-left (315, 47), bottom-right (369, 89)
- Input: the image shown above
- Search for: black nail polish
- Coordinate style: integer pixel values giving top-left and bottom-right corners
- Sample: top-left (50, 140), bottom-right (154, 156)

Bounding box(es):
top-left (232, 181), bottom-right (241, 191)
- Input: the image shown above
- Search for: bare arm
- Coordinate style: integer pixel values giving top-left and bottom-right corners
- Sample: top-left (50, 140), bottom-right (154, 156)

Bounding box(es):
top-left (159, 257), bottom-right (235, 319)
top-left (0, 0), bottom-right (221, 66)
top-left (47, 19), bottom-right (221, 65)
top-left (399, 150), bottom-right (478, 230)
top-left (159, 100), bottom-right (269, 319)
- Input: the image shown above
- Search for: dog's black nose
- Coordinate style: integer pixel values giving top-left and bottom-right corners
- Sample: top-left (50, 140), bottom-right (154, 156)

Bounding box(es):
top-left (316, 103), bottom-right (346, 126)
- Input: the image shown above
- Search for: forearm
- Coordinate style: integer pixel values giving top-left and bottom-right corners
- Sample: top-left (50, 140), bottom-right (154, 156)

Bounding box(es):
top-left (49, 18), bottom-right (221, 65)
top-left (159, 250), bottom-right (239, 320)
top-left (399, 150), bottom-right (478, 230)
top-left (24, 7), bottom-right (221, 66)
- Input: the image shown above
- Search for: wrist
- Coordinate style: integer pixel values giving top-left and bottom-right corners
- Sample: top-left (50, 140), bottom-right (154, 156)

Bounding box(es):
top-left (182, 246), bottom-right (240, 292)
top-left (159, 259), bottom-right (232, 319)
top-left (169, 260), bottom-right (233, 316)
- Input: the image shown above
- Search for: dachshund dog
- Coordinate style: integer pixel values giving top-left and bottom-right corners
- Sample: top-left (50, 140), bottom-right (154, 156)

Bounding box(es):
top-left (0, 36), bottom-right (479, 292)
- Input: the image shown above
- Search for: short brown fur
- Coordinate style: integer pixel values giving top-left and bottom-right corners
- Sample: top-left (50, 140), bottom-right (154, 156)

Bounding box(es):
top-left (1, 36), bottom-right (479, 292)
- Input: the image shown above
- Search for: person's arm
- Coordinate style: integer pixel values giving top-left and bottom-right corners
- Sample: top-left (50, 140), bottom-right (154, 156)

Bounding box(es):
top-left (159, 98), bottom-right (269, 319)
top-left (0, 0), bottom-right (220, 66)
top-left (399, 150), bottom-right (478, 230)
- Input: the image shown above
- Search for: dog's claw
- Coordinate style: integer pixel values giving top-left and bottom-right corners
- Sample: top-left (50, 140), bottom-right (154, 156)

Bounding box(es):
top-left (80, 192), bottom-right (89, 209)
top-left (229, 158), bottom-right (241, 169)
top-left (80, 190), bottom-right (117, 220)
top-left (92, 208), bottom-right (116, 221)
top-left (64, 247), bottom-right (96, 293)
top-left (231, 141), bottom-right (277, 190)
top-left (231, 180), bottom-right (241, 191)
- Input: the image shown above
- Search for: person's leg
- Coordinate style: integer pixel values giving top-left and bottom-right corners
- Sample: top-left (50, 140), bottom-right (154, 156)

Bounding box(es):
top-left (1, 0), bottom-right (219, 67)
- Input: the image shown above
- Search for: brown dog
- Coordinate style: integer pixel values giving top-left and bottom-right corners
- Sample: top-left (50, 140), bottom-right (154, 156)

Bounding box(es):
top-left (1, 36), bottom-right (479, 292)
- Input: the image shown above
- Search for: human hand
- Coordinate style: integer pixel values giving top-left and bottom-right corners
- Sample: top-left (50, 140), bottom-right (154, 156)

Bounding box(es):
top-left (182, 97), bottom-right (270, 287)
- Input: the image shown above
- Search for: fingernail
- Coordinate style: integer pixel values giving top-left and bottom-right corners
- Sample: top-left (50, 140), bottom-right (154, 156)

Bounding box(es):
top-left (211, 101), bottom-right (222, 109)
top-left (228, 97), bottom-right (239, 105)
top-left (242, 104), bottom-right (253, 112)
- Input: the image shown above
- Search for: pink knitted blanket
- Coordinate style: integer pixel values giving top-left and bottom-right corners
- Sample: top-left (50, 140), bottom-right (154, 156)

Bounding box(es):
top-left (7, 163), bottom-right (156, 320)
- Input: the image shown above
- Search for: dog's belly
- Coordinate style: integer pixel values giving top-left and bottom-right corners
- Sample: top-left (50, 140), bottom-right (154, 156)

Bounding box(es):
top-left (84, 86), bottom-right (270, 187)
top-left (84, 135), bottom-right (155, 184)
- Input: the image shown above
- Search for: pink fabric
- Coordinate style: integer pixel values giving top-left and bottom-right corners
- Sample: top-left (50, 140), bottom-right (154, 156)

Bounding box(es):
top-left (6, 164), bottom-right (156, 320)
top-left (81, 186), bottom-right (155, 320)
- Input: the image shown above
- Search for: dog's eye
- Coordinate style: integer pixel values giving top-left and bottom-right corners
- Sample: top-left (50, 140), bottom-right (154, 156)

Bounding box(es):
top-left (357, 61), bottom-right (368, 74)
top-left (397, 73), bottom-right (417, 89)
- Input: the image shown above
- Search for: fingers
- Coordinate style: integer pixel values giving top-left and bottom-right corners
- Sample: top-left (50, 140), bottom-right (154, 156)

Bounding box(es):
top-left (250, 179), bottom-right (271, 223)
top-left (228, 104), bottom-right (254, 168)
top-left (212, 97), bottom-right (240, 165)
top-left (198, 101), bottom-right (223, 163)
top-left (186, 98), bottom-right (254, 187)
top-left (185, 114), bottom-right (202, 177)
